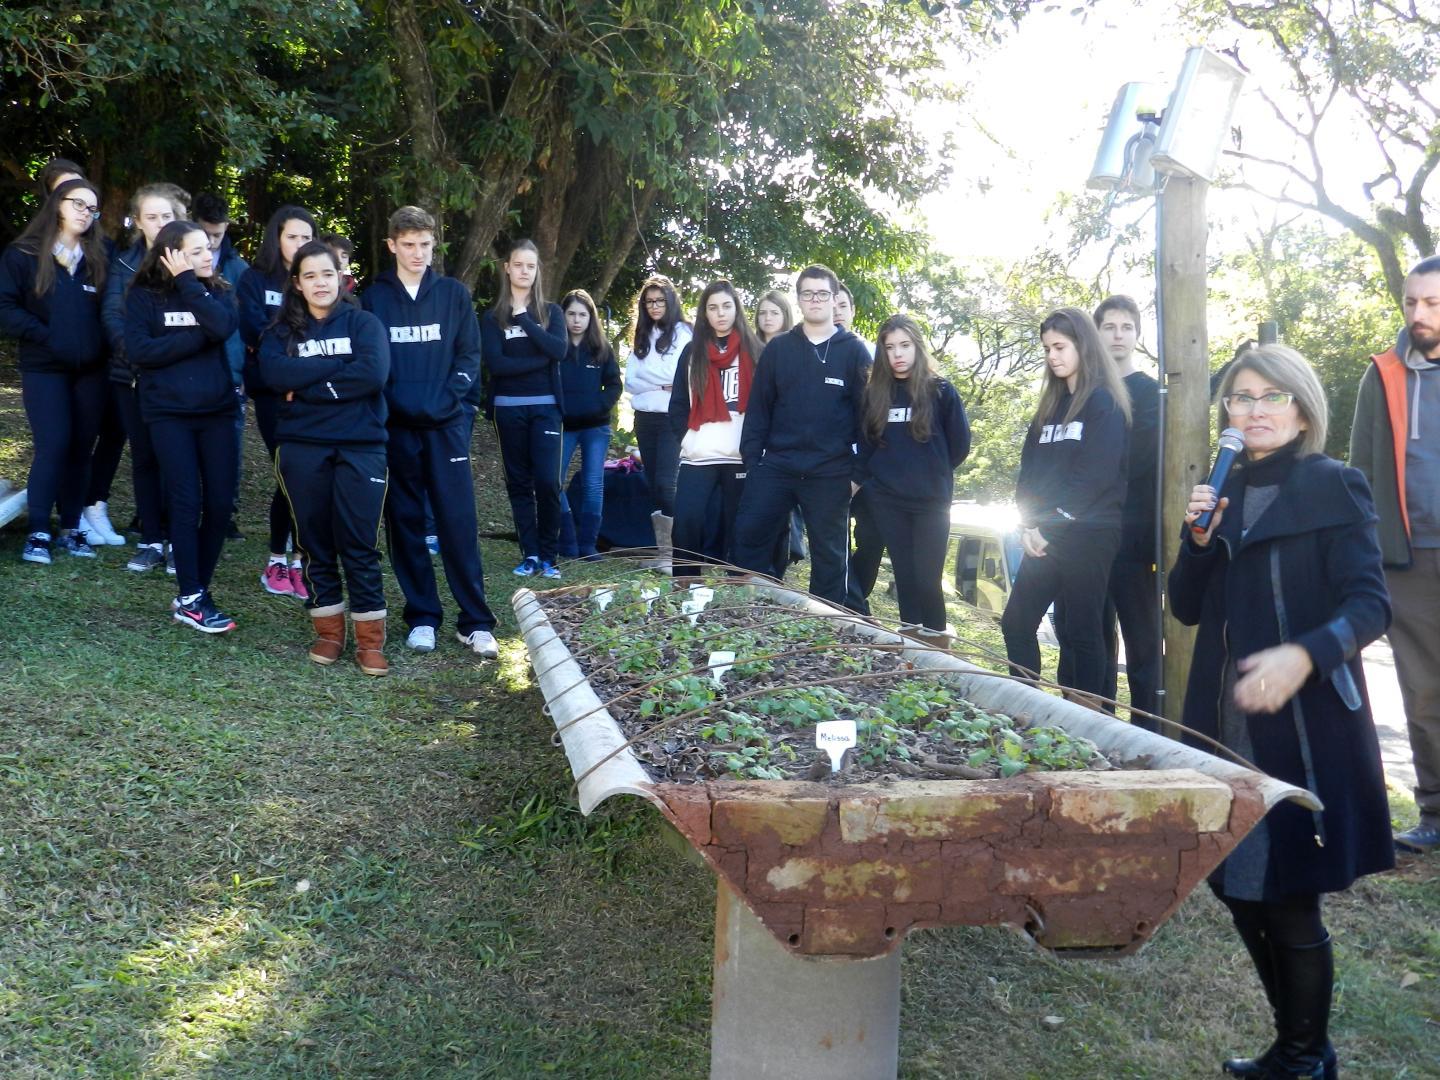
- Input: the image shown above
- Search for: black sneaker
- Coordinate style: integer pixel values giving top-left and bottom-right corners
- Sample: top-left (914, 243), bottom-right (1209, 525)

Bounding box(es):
top-left (58, 531), bottom-right (97, 558)
top-left (22, 533), bottom-right (51, 565)
top-left (127, 544), bottom-right (165, 573)
top-left (173, 592), bottom-right (236, 634)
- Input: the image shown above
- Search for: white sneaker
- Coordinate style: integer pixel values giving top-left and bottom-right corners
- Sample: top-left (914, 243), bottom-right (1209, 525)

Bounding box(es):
top-left (457, 629), bottom-right (499, 659)
top-left (82, 502), bottom-right (126, 545)
top-left (406, 625), bottom-right (437, 652)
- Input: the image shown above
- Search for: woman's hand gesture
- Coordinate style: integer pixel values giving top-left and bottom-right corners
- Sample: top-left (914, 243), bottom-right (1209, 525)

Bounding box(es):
top-left (158, 248), bottom-right (192, 281)
top-left (1234, 644), bottom-right (1314, 714)
top-left (1184, 484), bottom-right (1228, 547)
top-left (1021, 526), bottom-right (1048, 559)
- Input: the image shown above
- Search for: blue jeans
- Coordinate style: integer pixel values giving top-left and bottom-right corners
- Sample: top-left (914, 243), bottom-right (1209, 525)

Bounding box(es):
top-left (559, 425), bottom-right (609, 557)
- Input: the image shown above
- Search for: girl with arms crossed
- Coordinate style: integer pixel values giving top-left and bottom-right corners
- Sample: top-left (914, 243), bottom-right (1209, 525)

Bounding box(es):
top-left (260, 242), bottom-right (391, 675)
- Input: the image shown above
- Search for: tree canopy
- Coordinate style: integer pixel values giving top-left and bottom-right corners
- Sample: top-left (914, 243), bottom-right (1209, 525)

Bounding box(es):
top-left (0, 0), bottom-right (1029, 311)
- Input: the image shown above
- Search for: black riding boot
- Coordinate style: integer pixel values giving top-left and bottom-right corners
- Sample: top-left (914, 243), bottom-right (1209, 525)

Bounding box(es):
top-left (1223, 916), bottom-right (1279, 1078)
top-left (1262, 934), bottom-right (1336, 1079)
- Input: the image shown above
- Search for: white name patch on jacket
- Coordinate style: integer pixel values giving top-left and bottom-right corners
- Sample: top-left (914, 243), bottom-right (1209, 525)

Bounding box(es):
top-left (163, 311), bottom-right (199, 327)
top-left (504, 324), bottom-right (527, 340)
top-left (390, 323), bottom-right (442, 344)
top-left (265, 290), bottom-right (283, 306)
top-left (1038, 421), bottom-right (1084, 444)
top-left (887, 407), bottom-right (912, 423)
top-left (297, 337), bottom-right (353, 358)
top-left (825, 377), bottom-right (844, 387)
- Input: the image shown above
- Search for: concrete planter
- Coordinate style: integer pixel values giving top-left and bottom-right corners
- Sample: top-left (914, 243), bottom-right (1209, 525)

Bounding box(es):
top-left (514, 581), bottom-right (1316, 1079)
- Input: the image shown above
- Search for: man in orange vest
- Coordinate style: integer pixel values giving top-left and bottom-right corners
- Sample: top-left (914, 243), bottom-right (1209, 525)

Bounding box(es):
top-left (1351, 255), bottom-right (1440, 854)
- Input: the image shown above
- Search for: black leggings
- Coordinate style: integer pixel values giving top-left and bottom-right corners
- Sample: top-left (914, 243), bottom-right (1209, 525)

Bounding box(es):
top-left (150, 411), bottom-right (239, 597)
top-left (1216, 889), bottom-right (1327, 949)
top-left (869, 493), bottom-right (950, 632)
top-left (21, 368), bottom-right (107, 534)
top-left (1000, 525), bottom-right (1119, 697)
top-left (251, 393), bottom-right (292, 555)
top-left (633, 410), bottom-right (679, 517)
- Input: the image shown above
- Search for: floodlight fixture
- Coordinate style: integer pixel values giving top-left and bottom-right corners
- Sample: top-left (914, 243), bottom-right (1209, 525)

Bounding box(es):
top-left (1088, 82), bottom-right (1166, 195)
top-left (1150, 47), bottom-right (1247, 183)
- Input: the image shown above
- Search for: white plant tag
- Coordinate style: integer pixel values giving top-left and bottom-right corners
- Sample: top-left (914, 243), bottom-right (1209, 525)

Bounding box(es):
top-left (591, 588), bottom-right (615, 611)
top-left (680, 599), bottom-right (704, 626)
top-left (689, 585), bottom-right (714, 608)
top-left (707, 650), bottom-right (735, 686)
top-left (815, 720), bottom-right (857, 773)
top-left (641, 587), bottom-right (661, 612)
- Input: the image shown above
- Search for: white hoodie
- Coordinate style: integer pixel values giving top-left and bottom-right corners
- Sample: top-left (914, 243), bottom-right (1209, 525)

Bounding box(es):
top-left (624, 323), bottom-right (693, 413)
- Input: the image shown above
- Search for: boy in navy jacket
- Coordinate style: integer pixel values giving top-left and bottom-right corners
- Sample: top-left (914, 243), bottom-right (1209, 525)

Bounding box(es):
top-left (363, 206), bottom-right (497, 658)
top-left (731, 264), bottom-right (869, 606)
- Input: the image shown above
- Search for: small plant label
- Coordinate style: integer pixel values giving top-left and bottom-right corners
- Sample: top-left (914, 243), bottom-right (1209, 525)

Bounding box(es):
top-left (688, 585), bottom-right (715, 608)
top-left (591, 588), bottom-right (616, 611)
top-left (707, 650), bottom-right (736, 686)
top-left (680, 599), bottom-right (705, 625)
top-left (815, 719), bottom-right (857, 773)
top-left (641, 587), bottom-right (661, 612)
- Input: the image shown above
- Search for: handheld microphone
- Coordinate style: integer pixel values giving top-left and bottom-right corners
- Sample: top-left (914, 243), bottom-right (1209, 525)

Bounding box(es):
top-left (1192, 427), bottom-right (1246, 535)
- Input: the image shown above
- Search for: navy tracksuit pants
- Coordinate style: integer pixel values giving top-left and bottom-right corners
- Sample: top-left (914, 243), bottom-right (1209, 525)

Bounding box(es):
top-left (85, 383), bottom-right (127, 506)
top-left (251, 392), bottom-right (293, 555)
top-left (844, 487), bottom-right (886, 615)
top-left (277, 441), bottom-right (388, 615)
top-left (150, 411), bottom-right (238, 598)
top-left (869, 493), bottom-right (951, 632)
top-left (731, 461), bottom-right (852, 607)
top-left (115, 383), bottom-right (166, 545)
top-left (494, 403), bottom-right (563, 563)
top-left (385, 421), bottom-right (496, 635)
top-left (21, 368), bottom-right (107, 534)
top-left (672, 461), bottom-right (745, 578)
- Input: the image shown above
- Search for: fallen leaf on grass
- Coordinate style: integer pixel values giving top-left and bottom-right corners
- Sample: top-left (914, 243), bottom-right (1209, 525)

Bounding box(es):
top-left (1400, 971), bottom-right (1421, 989)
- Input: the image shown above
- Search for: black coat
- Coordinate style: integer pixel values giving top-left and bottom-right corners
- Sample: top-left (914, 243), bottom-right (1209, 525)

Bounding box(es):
top-left (1168, 450), bottom-right (1395, 897)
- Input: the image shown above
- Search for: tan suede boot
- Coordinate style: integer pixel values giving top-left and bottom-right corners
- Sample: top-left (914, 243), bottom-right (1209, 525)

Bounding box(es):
top-left (309, 606), bottom-right (347, 666)
top-left (352, 611), bottom-right (388, 676)
top-left (651, 510), bottom-right (674, 575)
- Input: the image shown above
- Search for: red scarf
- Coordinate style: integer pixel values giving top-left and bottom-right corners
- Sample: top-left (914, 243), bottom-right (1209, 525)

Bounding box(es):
top-left (688, 334), bottom-right (752, 430)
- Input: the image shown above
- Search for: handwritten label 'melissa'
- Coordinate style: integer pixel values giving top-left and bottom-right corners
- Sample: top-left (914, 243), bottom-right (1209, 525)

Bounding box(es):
top-left (815, 719), bottom-right (857, 773)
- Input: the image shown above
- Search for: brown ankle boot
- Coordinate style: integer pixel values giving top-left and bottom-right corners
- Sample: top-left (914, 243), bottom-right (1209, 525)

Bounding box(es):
top-left (309, 607), bottom-right (346, 665)
top-left (352, 612), bottom-right (388, 676)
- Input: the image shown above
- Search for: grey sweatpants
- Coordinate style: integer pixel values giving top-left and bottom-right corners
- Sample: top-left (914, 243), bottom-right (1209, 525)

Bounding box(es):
top-left (1387, 548), bottom-right (1440, 824)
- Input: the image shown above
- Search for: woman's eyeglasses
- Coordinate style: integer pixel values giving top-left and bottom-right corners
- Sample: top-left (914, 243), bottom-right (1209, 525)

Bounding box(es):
top-left (62, 197), bottom-right (100, 217)
top-left (643, 297), bottom-right (668, 309)
top-left (1223, 391), bottom-right (1295, 415)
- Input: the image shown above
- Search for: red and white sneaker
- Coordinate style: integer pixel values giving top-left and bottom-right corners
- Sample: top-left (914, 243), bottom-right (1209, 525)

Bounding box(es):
top-left (288, 564), bottom-right (309, 601)
top-left (260, 561), bottom-right (295, 596)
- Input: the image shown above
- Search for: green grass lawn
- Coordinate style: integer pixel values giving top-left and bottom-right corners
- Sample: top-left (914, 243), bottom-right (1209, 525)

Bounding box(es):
top-left (0, 367), bottom-right (1436, 1078)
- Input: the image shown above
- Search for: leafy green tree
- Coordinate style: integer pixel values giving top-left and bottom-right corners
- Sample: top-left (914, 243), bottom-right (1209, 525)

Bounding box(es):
top-left (1208, 217), bottom-right (1397, 456)
top-left (1183, 0), bottom-right (1438, 305)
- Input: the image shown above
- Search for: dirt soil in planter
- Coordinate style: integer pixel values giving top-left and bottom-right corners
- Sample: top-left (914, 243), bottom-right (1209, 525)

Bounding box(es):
top-left (539, 584), bottom-right (1124, 786)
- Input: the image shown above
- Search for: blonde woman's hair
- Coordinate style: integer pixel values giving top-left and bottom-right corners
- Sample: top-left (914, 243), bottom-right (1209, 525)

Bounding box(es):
top-left (1214, 344), bottom-right (1328, 457)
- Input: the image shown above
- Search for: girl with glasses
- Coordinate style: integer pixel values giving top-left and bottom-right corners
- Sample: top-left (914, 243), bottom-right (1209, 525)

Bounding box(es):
top-left (623, 275), bottom-right (692, 571)
top-left (0, 178), bottom-right (110, 564)
top-left (1174, 345), bottom-right (1393, 1079)
top-left (1001, 307), bottom-right (1131, 699)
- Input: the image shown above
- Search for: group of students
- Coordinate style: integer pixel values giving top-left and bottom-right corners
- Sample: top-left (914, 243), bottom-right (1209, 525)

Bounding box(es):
top-left (0, 162), bottom-right (500, 672)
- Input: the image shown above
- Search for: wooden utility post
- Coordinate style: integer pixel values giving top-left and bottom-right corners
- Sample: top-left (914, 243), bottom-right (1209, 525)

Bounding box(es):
top-left (1157, 176), bottom-right (1212, 725)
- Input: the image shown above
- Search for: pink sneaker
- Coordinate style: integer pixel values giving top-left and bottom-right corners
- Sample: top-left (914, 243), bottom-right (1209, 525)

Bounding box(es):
top-left (261, 561), bottom-right (295, 596)
top-left (288, 564), bottom-right (309, 601)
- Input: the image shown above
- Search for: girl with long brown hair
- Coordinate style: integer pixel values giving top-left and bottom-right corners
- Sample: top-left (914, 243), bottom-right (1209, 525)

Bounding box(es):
top-left (856, 314), bottom-right (969, 635)
top-left (1001, 306), bottom-right (1131, 697)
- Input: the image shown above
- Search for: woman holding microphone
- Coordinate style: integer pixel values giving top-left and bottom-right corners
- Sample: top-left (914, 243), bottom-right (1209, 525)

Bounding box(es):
top-left (1171, 345), bottom-right (1393, 1079)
